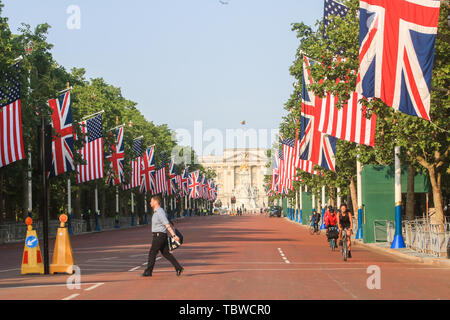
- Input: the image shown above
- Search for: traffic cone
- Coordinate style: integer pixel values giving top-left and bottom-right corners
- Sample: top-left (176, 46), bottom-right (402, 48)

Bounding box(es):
top-left (21, 217), bottom-right (44, 275)
top-left (50, 214), bottom-right (75, 274)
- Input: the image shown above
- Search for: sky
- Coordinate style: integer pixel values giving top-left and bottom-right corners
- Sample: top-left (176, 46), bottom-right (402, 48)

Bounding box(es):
top-left (2, 0), bottom-right (324, 155)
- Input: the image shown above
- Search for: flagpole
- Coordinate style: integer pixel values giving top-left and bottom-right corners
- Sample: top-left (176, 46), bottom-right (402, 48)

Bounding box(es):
top-left (321, 186), bottom-right (326, 230)
top-left (356, 156), bottom-right (364, 239)
top-left (82, 110), bottom-right (104, 121)
top-left (131, 191), bottom-right (135, 227)
top-left (299, 184), bottom-right (303, 224)
top-left (295, 188), bottom-right (298, 222)
top-left (391, 146), bottom-right (406, 248)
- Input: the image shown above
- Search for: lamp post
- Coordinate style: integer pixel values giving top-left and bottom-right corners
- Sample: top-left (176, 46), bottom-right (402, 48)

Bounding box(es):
top-left (25, 41), bottom-right (33, 219)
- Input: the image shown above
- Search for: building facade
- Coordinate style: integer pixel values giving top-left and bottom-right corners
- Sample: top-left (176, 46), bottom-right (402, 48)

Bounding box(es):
top-left (198, 148), bottom-right (270, 210)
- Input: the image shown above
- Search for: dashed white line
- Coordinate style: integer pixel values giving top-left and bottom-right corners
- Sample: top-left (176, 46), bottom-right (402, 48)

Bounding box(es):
top-left (62, 294), bottom-right (80, 300)
top-left (278, 248), bottom-right (290, 264)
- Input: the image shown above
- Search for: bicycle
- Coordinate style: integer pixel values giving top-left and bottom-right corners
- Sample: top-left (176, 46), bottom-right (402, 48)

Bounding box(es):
top-left (327, 226), bottom-right (339, 251)
top-left (309, 221), bottom-right (321, 235)
top-left (341, 227), bottom-right (349, 261)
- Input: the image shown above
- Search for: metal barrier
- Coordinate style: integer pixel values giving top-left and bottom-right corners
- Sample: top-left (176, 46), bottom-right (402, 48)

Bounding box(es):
top-left (401, 220), bottom-right (449, 257)
top-left (0, 216), bottom-right (149, 244)
top-left (373, 220), bottom-right (390, 242)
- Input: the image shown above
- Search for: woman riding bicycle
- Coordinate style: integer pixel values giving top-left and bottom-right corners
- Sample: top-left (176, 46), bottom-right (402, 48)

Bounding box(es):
top-left (337, 204), bottom-right (353, 258)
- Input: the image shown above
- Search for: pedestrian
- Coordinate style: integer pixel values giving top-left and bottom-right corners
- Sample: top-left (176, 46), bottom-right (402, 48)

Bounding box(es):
top-left (142, 195), bottom-right (184, 277)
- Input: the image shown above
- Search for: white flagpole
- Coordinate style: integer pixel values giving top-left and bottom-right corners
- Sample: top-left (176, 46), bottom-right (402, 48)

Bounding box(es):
top-left (95, 185), bottom-right (98, 213)
top-left (67, 178), bottom-right (71, 214)
top-left (356, 157), bottom-right (363, 239)
top-left (337, 187), bottom-right (341, 208)
top-left (391, 146), bottom-right (406, 248)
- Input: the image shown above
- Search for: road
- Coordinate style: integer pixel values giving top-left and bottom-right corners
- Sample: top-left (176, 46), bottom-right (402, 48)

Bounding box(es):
top-left (0, 214), bottom-right (449, 300)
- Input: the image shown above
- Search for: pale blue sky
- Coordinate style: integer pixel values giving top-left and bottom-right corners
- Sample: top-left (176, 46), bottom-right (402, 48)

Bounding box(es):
top-left (3, 0), bottom-right (324, 154)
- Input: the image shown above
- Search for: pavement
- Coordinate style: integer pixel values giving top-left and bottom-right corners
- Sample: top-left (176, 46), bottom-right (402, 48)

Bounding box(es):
top-left (0, 214), bottom-right (449, 300)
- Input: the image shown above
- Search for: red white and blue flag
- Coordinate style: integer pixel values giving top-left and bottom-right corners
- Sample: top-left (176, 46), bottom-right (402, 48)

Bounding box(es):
top-left (48, 91), bottom-right (74, 177)
top-left (357, 0), bottom-right (440, 120)
top-left (317, 91), bottom-right (377, 147)
top-left (140, 145), bottom-right (156, 194)
top-left (155, 165), bottom-right (168, 195)
top-left (123, 137), bottom-right (143, 191)
top-left (178, 168), bottom-right (189, 196)
top-left (106, 127), bottom-right (125, 186)
top-left (0, 64), bottom-right (24, 169)
top-left (300, 56), bottom-right (337, 172)
top-left (167, 157), bottom-right (178, 196)
top-left (77, 114), bottom-right (104, 184)
top-left (188, 171), bottom-right (200, 199)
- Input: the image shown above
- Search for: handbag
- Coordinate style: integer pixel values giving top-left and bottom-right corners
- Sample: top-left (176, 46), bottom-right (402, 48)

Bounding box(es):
top-left (168, 228), bottom-right (184, 251)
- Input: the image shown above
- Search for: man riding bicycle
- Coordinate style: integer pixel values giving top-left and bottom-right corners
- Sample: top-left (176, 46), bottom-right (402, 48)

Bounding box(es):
top-left (311, 210), bottom-right (321, 233)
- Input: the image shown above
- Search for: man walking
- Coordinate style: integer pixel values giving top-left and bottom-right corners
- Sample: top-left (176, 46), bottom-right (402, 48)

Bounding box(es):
top-left (142, 195), bottom-right (184, 277)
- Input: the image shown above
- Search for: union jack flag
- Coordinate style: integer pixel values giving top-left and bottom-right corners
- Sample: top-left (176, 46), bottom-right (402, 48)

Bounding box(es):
top-left (123, 137), bottom-right (143, 191)
top-left (357, 0), bottom-right (440, 120)
top-left (0, 64), bottom-right (25, 169)
top-left (179, 168), bottom-right (189, 196)
top-left (106, 127), bottom-right (125, 186)
top-left (48, 92), bottom-right (74, 177)
top-left (140, 145), bottom-right (156, 194)
top-left (188, 171), bottom-right (200, 199)
top-left (167, 157), bottom-right (178, 196)
top-left (299, 56), bottom-right (337, 171)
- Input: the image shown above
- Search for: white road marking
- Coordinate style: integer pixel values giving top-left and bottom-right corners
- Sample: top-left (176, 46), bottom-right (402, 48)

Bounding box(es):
top-left (128, 257), bottom-right (161, 271)
top-left (0, 268), bottom-right (20, 273)
top-left (277, 248), bottom-right (290, 264)
top-left (84, 283), bottom-right (104, 291)
top-left (129, 266), bottom-right (141, 272)
top-left (0, 282), bottom-right (104, 290)
top-left (62, 294), bottom-right (80, 300)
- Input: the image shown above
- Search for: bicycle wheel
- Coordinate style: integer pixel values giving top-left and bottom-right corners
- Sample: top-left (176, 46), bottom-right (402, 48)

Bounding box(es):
top-left (342, 235), bottom-right (348, 261)
top-left (331, 239), bottom-right (336, 251)
top-left (316, 228), bottom-right (321, 235)
top-left (309, 226), bottom-right (315, 235)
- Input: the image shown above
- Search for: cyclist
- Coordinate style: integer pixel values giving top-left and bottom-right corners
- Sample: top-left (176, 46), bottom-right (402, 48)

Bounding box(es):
top-left (337, 204), bottom-right (353, 258)
top-left (311, 209), bottom-right (321, 233)
top-left (325, 207), bottom-right (339, 247)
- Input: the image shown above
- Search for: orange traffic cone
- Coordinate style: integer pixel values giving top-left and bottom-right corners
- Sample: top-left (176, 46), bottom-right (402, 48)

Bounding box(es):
top-left (21, 217), bottom-right (44, 275)
top-left (50, 214), bottom-right (75, 274)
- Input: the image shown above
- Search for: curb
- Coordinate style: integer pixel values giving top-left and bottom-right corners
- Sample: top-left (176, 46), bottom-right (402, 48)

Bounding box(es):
top-left (354, 241), bottom-right (450, 268)
top-left (284, 217), bottom-right (450, 268)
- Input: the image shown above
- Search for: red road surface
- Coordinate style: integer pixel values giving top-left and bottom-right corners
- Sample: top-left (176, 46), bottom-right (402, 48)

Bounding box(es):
top-left (0, 215), bottom-right (449, 300)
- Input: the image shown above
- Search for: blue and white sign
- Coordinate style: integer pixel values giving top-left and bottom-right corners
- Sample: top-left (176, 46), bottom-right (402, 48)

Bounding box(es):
top-left (25, 235), bottom-right (38, 249)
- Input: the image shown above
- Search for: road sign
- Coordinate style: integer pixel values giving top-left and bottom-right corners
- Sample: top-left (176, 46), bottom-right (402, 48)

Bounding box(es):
top-left (25, 235), bottom-right (38, 249)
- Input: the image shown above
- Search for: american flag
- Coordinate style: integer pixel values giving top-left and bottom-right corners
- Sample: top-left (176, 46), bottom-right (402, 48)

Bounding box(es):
top-left (48, 92), bottom-right (74, 177)
top-left (323, 0), bottom-right (349, 33)
top-left (299, 56), bottom-right (337, 171)
top-left (282, 136), bottom-right (297, 187)
top-left (276, 146), bottom-right (290, 194)
top-left (140, 145), bottom-right (155, 194)
top-left (0, 64), bottom-right (24, 168)
top-left (154, 165), bottom-right (168, 195)
top-left (203, 176), bottom-right (209, 200)
top-left (106, 127), bottom-right (125, 186)
top-left (270, 152), bottom-right (279, 193)
top-left (317, 91), bottom-right (377, 147)
top-left (357, 0), bottom-right (440, 120)
top-left (77, 114), bottom-right (103, 184)
top-left (123, 137), bottom-right (143, 191)
top-left (188, 171), bottom-right (200, 199)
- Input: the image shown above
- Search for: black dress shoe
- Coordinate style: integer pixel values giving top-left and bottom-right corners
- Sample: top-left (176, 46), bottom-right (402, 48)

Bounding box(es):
top-left (176, 268), bottom-right (184, 277)
top-left (142, 269), bottom-right (152, 277)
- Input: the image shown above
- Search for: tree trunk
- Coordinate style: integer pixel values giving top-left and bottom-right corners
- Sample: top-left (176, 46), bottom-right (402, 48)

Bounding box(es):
top-left (406, 165), bottom-right (415, 220)
top-left (349, 177), bottom-right (358, 218)
top-left (428, 166), bottom-right (444, 228)
top-left (0, 170), bottom-right (4, 222)
top-left (74, 187), bottom-right (81, 219)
